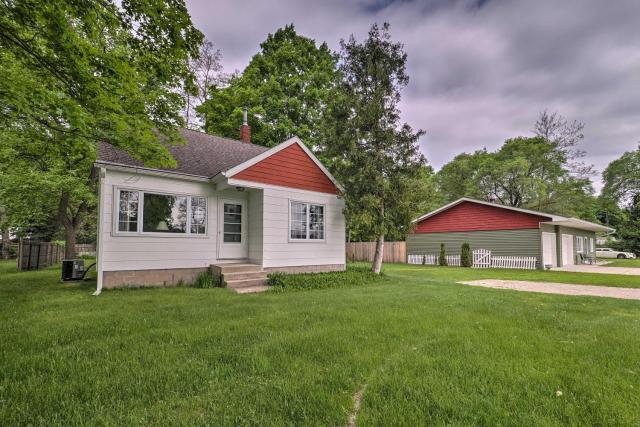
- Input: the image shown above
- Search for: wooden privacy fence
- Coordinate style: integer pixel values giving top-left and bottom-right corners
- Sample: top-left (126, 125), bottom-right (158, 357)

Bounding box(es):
top-left (17, 241), bottom-right (64, 271)
top-left (408, 248), bottom-right (538, 270)
top-left (346, 241), bottom-right (407, 263)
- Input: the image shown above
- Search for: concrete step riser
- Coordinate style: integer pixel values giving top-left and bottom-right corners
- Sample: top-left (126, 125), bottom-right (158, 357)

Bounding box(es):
top-left (226, 278), bottom-right (268, 289)
top-left (223, 272), bottom-right (268, 281)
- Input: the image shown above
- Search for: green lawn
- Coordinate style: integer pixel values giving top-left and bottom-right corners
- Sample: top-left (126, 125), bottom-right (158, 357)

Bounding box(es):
top-left (599, 258), bottom-right (640, 268)
top-left (1, 261), bottom-right (639, 426)
top-left (389, 263), bottom-right (640, 288)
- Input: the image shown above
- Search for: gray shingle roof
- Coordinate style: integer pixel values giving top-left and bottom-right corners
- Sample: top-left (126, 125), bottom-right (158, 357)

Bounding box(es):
top-left (97, 128), bottom-right (270, 178)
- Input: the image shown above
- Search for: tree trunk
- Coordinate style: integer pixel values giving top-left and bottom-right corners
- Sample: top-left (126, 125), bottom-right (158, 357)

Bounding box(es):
top-left (371, 234), bottom-right (384, 274)
top-left (64, 224), bottom-right (77, 259)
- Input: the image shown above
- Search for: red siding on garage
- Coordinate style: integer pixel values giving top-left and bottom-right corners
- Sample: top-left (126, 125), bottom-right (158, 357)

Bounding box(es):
top-left (414, 201), bottom-right (551, 233)
top-left (231, 143), bottom-right (338, 194)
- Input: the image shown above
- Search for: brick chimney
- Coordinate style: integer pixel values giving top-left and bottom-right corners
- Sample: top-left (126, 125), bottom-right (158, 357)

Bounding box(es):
top-left (239, 106), bottom-right (251, 143)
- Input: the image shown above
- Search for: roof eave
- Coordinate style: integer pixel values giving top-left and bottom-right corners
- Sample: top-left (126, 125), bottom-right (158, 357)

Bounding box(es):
top-left (540, 219), bottom-right (615, 233)
top-left (94, 161), bottom-right (211, 182)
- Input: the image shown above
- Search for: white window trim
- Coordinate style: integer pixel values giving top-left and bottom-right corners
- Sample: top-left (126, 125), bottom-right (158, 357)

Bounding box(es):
top-left (113, 187), bottom-right (208, 238)
top-left (288, 200), bottom-right (326, 242)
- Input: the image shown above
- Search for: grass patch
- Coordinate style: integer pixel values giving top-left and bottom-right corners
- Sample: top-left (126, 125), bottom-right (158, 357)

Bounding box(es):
top-left (384, 263), bottom-right (640, 288)
top-left (1, 260), bottom-right (639, 425)
top-left (599, 258), bottom-right (640, 268)
top-left (267, 265), bottom-right (386, 292)
top-left (192, 271), bottom-right (223, 288)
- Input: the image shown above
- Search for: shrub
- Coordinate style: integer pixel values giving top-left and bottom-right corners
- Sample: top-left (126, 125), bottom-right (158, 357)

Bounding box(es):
top-left (267, 265), bottom-right (386, 292)
top-left (461, 242), bottom-right (472, 267)
top-left (438, 243), bottom-right (448, 266)
top-left (193, 271), bottom-right (222, 289)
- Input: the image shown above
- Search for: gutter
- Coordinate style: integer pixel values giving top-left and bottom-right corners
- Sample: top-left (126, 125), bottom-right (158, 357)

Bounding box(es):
top-left (94, 161), bottom-right (211, 182)
top-left (93, 167), bottom-right (106, 296)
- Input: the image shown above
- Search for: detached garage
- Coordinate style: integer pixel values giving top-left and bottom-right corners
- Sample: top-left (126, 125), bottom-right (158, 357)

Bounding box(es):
top-left (408, 198), bottom-right (614, 269)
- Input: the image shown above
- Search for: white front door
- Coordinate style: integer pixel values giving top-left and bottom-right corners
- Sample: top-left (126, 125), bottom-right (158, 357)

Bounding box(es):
top-left (561, 234), bottom-right (574, 266)
top-left (542, 232), bottom-right (557, 267)
top-left (217, 199), bottom-right (248, 259)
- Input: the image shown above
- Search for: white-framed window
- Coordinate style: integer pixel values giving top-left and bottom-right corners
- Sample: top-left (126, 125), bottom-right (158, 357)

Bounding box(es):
top-left (116, 188), bottom-right (207, 236)
top-left (589, 237), bottom-right (595, 253)
top-left (289, 200), bottom-right (325, 241)
top-left (575, 235), bottom-right (584, 253)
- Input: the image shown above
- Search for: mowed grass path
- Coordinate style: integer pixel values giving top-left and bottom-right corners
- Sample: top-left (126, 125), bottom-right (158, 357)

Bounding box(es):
top-left (600, 258), bottom-right (640, 268)
top-left (1, 261), bottom-right (639, 426)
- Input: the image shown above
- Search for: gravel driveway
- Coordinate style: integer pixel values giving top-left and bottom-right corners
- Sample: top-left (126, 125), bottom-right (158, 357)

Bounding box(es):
top-left (459, 279), bottom-right (640, 300)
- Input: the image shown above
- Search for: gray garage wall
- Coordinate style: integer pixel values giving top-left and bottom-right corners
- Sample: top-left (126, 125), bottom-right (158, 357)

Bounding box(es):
top-left (406, 228), bottom-right (543, 265)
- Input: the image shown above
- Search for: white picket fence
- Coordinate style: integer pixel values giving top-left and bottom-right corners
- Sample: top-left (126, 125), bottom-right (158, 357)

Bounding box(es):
top-left (408, 254), bottom-right (438, 265)
top-left (446, 255), bottom-right (461, 266)
top-left (491, 256), bottom-right (537, 270)
top-left (408, 248), bottom-right (537, 270)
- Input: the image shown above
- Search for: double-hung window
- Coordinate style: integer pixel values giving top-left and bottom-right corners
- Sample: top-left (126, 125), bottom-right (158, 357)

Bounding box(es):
top-left (116, 189), bottom-right (207, 236)
top-left (289, 201), bottom-right (325, 241)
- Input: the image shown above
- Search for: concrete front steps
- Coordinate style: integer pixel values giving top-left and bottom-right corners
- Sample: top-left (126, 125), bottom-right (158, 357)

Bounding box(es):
top-left (210, 263), bottom-right (269, 294)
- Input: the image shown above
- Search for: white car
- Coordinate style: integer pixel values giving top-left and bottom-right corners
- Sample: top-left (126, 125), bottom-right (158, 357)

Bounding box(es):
top-left (596, 247), bottom-right (637, 259)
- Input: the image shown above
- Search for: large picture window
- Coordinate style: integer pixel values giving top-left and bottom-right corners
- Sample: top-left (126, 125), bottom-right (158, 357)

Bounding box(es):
top-left (116, 189), bottom-right (206, 236)
top-left (289, 201), bottom-right (325, 241)
top-left (143, 193), bottom-right (187, 233)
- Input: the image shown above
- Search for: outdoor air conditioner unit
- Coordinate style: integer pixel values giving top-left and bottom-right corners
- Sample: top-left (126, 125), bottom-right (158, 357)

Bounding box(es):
top-left (61, 259), bottom-right (85, 281)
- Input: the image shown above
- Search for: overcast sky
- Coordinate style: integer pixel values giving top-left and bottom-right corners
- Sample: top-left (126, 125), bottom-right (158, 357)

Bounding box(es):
top-left (186, 0), bottom-right (640, 191)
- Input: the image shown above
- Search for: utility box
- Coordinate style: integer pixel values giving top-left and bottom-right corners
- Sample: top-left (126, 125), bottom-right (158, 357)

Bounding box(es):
top-left (61, 259), bottom-right (85, 281)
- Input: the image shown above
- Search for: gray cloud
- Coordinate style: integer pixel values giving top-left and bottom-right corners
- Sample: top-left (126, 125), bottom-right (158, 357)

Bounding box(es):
top-left (186, 0), bottom-right (640, 190)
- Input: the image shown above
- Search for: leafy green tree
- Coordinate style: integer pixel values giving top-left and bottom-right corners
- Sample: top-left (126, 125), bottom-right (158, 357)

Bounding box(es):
top-left (321, 23), bottom-right (426, 274)
top-left (600, 146), bottom-right (640, 253)
top-left (602, 146), bottom-right (640, 207)
top-left (435, 151), bottom-right (489, 202)
top-left (0, 0), bottom-right (203, 257)
top-left (199, 24), bottom-right (338, 148)
top-left (436, 136), bottom-right (596, 219)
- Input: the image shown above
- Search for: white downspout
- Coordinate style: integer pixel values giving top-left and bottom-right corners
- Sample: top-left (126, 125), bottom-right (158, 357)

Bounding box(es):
top-left (93, 167), bottom-right (106, 296)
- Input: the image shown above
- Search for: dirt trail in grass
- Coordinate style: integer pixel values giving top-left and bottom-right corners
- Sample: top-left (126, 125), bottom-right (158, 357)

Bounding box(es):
top-left (460, 280), bottom-right (640, 300)
top-left (347, 385), bottom-right (367, 427)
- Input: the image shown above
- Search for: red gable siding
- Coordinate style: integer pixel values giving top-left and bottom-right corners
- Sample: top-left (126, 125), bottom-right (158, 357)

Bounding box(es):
top-left (414, 201), bottom-right (551, 233)
top-left (231, 143), bottom-right (338, 194)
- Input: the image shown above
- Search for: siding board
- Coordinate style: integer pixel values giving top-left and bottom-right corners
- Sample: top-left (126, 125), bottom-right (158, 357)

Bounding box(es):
top-left (407, 229), bottom-right (543, 266)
